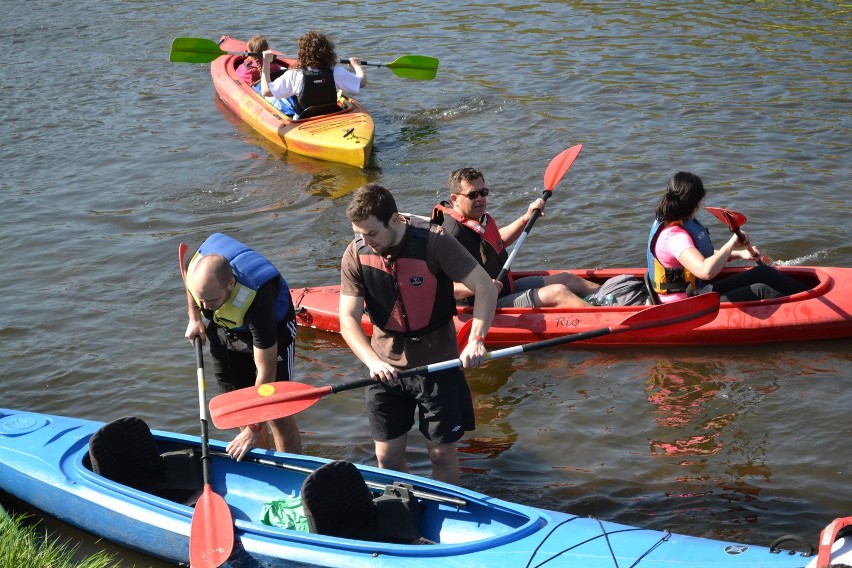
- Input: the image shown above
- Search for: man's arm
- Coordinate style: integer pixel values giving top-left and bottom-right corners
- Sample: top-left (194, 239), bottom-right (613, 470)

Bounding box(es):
top-left (457, 263), bottom-right (497, 367)
top-left (498, 197), bottom-right (546, 246)
top-left (339, 294), bottom-right (399, 384)
top-left (184, 287), bottom-right (207, 344)
top-left (434, 232), bottom-right (497, 367)
top-left (253, 343), bottom-right (278, 385)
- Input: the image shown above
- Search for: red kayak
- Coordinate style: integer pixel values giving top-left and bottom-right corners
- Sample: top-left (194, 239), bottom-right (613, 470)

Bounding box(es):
top-left (290, 266), bottom-right (852, 346)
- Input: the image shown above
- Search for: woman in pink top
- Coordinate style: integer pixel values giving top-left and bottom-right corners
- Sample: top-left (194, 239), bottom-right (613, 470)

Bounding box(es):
top-left (649, 172), bottom-right (808, 303)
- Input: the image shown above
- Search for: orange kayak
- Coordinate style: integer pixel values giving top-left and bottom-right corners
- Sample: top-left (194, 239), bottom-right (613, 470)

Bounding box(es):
top-left (290, 266), bottom-right (852, 346)
top-left (211, 36), bottom-right (374, 168)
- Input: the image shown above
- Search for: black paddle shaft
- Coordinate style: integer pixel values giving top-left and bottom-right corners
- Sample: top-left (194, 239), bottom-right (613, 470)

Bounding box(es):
top-left (494, 189), bottom-right (553, 283)
top-left (194, 338), bottom-right (213, 484)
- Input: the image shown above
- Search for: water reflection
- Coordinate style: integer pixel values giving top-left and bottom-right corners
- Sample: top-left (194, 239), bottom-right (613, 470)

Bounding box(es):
top-left (461, 358), bottom-right (521, 470)
top-left (645, 358), bottom-right (777, 466)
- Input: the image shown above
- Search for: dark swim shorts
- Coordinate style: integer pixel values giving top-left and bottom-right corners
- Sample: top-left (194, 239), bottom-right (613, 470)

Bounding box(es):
top-left (365, 367), bottom-right (475, 444)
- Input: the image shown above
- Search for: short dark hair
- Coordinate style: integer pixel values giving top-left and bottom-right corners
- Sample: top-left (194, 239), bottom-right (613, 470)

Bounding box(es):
top-left (448, 167), bottom-right (484, 194)
top-left (346, 183), bottom-right (398, 226)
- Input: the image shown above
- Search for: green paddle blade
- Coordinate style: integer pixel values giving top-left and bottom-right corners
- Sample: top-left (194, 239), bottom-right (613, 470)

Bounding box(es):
top-left (170, 37), bottom-right (227, 63)
top-left (383, 55), bottom-right (439, 80)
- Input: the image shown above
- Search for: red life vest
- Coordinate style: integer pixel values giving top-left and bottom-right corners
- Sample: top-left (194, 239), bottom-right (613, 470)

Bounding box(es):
top-left (432, 202), bottom-right (513, 302)
top-left (356, 217), bottom-right (457, 337)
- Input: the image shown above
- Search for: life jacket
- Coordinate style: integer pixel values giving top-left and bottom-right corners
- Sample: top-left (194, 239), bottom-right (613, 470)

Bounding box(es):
top-left (356, 217), bottom-right (457, 337)
top-left (293, 68), bottom-right (338, 115)
top-left (431, 202), bottom-right (512, 303)
top-left (238, 58), bottom-right (283, 86)
top-left (646, 218), bottom-right (714, 294)
top-left (187, 233), bottom-right (292, 332)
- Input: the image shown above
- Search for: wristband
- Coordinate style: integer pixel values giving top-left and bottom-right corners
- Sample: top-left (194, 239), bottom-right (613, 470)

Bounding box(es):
top-left (471, 334), bottom-right (487, 343)
top-left (247, 423), bottom-right (262, 433)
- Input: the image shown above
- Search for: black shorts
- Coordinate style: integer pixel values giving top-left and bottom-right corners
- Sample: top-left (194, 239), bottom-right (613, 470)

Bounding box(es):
top-left (208, 323), bottom-right (295, 393)
top-left (365, 367), bottom-right (475, 444)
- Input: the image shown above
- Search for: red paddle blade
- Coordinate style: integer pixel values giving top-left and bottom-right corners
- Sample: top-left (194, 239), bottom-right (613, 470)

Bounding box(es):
top-left (179, 243), bottom-right (189, 281)
top-left (543, 144), bottom-right (583, 191)
top-left (705, 207), bottom-right (748, 232)
top-left (209, 381), bottom-right (330, 429)
top-left (189, 485), bottom-right (234, 568)
top-left (621, 293), bottom-right (720, 338)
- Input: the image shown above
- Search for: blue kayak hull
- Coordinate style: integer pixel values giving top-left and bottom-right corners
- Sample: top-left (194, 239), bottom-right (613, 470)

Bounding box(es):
top-left (0, 408), bottom-right (814, 567)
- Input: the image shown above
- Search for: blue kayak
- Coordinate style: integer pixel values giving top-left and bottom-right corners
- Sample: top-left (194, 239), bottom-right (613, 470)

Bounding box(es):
top-left (0, 407), bottom-right (819, 567)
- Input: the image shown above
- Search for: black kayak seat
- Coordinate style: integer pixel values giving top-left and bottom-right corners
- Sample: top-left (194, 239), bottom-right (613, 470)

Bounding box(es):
top-left (644, 271), bottom-right (661, 305)
top-left (300, 460), bottom-right (432, 544)
top-left (88, 416), bottom-right (203, 506)
top-left (293, 102), bottom-right (343, 120)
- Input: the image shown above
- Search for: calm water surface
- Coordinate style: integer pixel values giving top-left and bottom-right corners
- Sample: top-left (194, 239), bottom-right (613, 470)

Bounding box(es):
top-left (1, 1), bottom-right (850, 565)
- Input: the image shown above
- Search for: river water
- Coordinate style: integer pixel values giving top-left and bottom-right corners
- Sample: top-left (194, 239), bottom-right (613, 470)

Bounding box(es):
top-left (1, 1), bottom-right (850, 565)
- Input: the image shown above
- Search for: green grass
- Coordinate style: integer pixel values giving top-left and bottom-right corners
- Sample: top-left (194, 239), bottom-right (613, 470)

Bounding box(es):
top-left (0, 509), bottom-right (117, 568)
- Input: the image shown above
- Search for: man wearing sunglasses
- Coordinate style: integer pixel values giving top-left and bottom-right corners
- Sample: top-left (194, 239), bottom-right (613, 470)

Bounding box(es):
top-left (432, 167), bottom-right (600, 308)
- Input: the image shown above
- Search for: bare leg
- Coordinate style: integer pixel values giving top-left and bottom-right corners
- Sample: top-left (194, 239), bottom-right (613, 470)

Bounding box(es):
top-left (426, 439), bottom-right (460, 485)
top-left (532, 284), bottom-right (591, 308)
top-left (269, 416), bottom-right (302, 454)
top-left (375, 433), bottom-right (409, 473)
top-left (544, 272), bottom-right (600, 297)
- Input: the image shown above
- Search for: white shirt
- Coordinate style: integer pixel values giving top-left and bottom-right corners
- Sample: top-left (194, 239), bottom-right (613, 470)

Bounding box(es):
top-left (268, 66), bottom-right (362, 100)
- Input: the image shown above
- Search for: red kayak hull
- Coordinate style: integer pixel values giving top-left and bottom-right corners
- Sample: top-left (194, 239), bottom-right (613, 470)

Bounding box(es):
top-left (290, 266), bottom-right (852, 346)
top-left (210, 36), bottom-right (374, 168)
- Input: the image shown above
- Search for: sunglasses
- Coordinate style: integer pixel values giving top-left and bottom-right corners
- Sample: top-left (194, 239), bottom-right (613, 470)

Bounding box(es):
top-left (457, 187), bottom-right (489, 199)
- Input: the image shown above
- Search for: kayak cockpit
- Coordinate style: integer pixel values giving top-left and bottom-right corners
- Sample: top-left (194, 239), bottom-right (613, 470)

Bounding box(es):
top-left (78, 418), bottom-right (544, 555)
top-left (209, 451), bottom-right (543, 552)
top-left (229, 54), bottom-right (356, 122)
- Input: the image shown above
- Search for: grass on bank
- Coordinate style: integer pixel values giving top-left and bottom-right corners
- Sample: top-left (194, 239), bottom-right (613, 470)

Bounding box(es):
top-left (0, 509), bottom-right (117, 568)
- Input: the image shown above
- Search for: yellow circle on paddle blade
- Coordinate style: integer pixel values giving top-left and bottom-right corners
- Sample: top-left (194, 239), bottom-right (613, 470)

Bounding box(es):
top-left (257, 384), bottom-right (276, 397)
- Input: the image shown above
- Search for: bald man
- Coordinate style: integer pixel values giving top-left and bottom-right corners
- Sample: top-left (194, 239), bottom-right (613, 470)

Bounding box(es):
top-left (183, 233), bottom-right (301, 460)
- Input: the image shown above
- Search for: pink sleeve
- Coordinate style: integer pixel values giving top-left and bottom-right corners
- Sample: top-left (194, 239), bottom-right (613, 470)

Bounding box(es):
top-left (654, 225), bottom-right (697, 267)
top-left (235, 63), bottom-right (253, 84)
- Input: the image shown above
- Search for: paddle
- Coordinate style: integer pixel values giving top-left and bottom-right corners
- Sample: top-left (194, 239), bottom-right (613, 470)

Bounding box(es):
top-left (457, 145), bottom-right (583, 351)
top-left (705, 207), bottom-right (773, 266)
top-left (495, 144), bottom-right (583, 285)
top-left (169, 37), bottom-right (438, 80)
top-left (209, 293), bottom-right (720, 427)
top-left (189, 338), bottom-right (234, 568)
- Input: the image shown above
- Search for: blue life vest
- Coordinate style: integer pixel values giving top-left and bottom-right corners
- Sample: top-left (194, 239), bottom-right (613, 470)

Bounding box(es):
top-left (189, 233), bottom-right (291, 331)
top-left (646, 218), bottom-right (714, 294)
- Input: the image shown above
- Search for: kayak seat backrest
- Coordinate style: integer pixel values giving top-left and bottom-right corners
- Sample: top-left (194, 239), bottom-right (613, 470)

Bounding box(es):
top-left (644, 271), bottom-right (661, 305)
top-left (293, 103), bottom-right (343, 121)
top-left (88, 417), bottom-right (203, 506)
top-left (301, 460), bottom-right (379, 540)
top-left (300, 460), bottom-right (431, 544)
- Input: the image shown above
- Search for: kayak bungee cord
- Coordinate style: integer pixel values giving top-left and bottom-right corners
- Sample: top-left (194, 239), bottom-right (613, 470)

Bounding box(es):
top-left (524, 515), bottom-right (671, 568)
